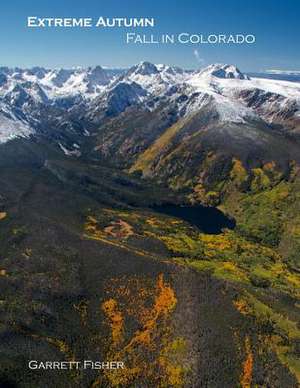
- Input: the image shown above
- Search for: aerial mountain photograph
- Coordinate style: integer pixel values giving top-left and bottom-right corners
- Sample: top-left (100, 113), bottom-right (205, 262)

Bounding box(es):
top-left (0, 0), bottom-right (299, 387)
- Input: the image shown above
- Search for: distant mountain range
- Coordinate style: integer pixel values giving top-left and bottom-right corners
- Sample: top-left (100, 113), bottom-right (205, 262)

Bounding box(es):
top-left (249, 72), bottom-right (300, 83)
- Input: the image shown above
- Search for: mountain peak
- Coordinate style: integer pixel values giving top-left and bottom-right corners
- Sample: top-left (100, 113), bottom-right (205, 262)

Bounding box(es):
top-left (86, 65), bottom-right (110, 86)
top-left (198, 64), bottom-right (250, 80)
top-left (51, 68), bottom-right (74, 87)
top-left (132, 61), bottom-right (159, 76)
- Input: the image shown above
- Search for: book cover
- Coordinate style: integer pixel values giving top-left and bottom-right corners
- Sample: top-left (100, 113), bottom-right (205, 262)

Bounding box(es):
top-left (0, 1), bottom-right (299, 387)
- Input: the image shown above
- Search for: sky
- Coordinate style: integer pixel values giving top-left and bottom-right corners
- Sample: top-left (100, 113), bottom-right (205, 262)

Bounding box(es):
top-left (0, 0), bottom-right (299, 72)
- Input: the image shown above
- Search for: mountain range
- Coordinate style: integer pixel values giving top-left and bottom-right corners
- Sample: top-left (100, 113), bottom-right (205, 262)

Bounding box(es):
top-left (1, 62), bottom-right (299, 144)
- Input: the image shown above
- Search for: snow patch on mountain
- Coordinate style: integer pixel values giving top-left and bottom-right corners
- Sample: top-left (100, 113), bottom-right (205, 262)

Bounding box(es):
top-left (213, 94), bottom-right (259, 123)
top-left (58, 142), bottom-right (81, 157)
top-left (0, 102), bottom-right (33, 143)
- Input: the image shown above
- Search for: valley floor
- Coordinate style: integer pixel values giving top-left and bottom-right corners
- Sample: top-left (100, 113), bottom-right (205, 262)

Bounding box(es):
top-left (0, 139), bottom-right (299, 387)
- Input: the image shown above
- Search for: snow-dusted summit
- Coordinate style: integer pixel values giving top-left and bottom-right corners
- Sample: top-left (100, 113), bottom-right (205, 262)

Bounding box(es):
top-left (197, 63), bottom-right (250, 80)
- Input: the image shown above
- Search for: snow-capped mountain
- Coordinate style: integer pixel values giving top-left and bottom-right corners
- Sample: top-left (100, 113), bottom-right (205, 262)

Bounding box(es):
top-left (114, 61), bottom-right (189, 95)
top-left (0, 65), bottom-right (116, 99)
top-left (0, 61), bottom-right (299, 145)
top-left (0, 100), bottom-right (33, 144)
top-left (88, 81), bottom-right (148, 122)
top-left (186, 64), bottom-right (300, 127)
top-left (4, 82), bottom-right (49, 107)
top-left (196, 63), bottom-right (250, 80)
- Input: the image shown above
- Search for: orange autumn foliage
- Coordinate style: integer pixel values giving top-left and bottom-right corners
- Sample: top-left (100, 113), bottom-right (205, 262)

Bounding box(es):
top-left (234, 298), bottom-right (250, 315)
top-left (100, 274), bottom-right (182, 387)
top-left (240, 336), bottom-right (254, 388)
top-left (102, 298), bottom-right (123, 345)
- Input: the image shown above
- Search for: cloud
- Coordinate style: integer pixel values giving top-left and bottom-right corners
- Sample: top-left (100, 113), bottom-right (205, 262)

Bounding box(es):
top-left (193, 49), bottom-right (205, 65)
